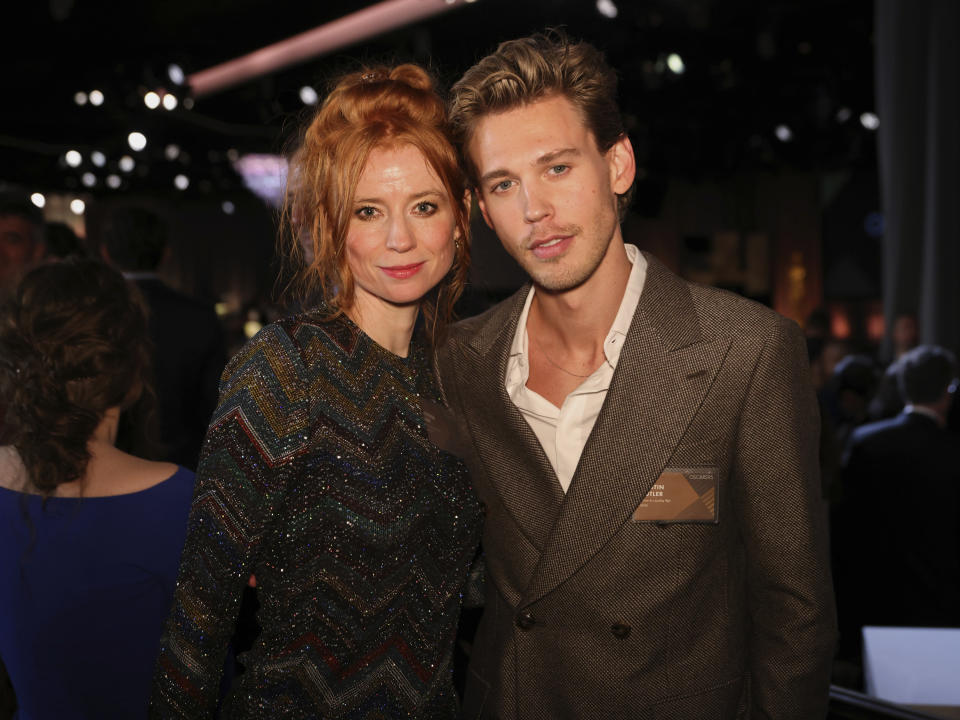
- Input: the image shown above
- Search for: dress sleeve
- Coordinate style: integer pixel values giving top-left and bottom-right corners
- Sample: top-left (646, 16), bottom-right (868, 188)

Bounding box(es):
top-left (150, 324), bottom-right (309, 718)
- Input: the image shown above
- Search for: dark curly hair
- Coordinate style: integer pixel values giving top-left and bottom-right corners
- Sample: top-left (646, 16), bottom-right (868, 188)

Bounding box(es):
top-left (0, 259), bottom-right (156, 495)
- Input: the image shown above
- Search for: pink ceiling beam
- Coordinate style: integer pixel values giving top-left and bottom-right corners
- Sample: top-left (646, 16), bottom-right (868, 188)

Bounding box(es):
top-left (188, 0), bottom-right (471, 98)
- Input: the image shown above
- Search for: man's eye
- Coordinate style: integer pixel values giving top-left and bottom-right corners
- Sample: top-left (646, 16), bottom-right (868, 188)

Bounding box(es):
top-left (492, 180), bottom-right (513, 193)
top-left (549, 164), bottom-right (569, 175)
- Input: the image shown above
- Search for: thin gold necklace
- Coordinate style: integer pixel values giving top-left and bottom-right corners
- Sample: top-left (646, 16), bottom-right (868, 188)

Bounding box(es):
top-left (530, 331), bottom-right (594, 378)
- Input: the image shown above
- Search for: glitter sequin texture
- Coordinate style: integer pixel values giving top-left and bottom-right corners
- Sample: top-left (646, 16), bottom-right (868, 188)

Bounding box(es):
top-left (150, 310), bottom-right (482, 719)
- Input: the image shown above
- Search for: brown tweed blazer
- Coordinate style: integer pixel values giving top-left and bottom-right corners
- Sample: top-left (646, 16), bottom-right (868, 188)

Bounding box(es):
top-left (438, 253), bottom-right (836, 720)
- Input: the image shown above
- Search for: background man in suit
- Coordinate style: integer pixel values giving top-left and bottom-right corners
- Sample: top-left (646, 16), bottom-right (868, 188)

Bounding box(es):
top-left (439, 32), bottom-right (836, 719)
top-left (0, 193), bottom-right (45, 297)
top-left (99, 207), bottom-right (226, 469)
top-left (837, 345), bottom-right (959, 640)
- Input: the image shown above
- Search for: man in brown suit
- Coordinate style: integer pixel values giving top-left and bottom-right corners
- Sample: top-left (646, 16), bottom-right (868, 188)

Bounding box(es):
top-left (439, 32), bottom-right (836, 719)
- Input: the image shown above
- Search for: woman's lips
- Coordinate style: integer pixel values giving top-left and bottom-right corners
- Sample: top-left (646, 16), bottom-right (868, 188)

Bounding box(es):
top-left (380, 262), bottom-right (425, 279)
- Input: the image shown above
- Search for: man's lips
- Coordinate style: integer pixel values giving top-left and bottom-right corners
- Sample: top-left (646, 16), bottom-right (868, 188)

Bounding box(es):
top-left (529, 235), bottom-right (572, 259)
top-left (380, 262), bottom-right (425, 279)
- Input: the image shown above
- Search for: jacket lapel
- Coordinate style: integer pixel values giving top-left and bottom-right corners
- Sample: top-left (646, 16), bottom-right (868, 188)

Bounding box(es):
top-left (457, 288), bottom-right (565, 552)
top-left (522, 254), bottom-right (731, 605)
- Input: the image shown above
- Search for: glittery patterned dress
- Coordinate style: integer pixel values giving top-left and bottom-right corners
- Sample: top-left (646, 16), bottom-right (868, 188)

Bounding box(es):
top-left (150, 310), bottom-right (482, 719)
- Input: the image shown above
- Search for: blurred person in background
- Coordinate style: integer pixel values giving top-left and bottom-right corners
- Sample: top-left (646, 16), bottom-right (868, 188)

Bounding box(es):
top-left (820, 354), bottom-right (880, 454)
top-left (43, 221), bottom-right (87, 260)
top-left (150, 64), bottom-right (481, 718)
top-left (835, 345), bottom-right (960, 660)
top-left (0, 259), bottom-right (195, 719)
top-left (99, 207), bottom-right (226, 470)
top-left (867, 313), bottom-right (921, 423)
top-left (0, 193), bottom-right (47, 718)
top-left (0, 193), bottom-right (45, 298)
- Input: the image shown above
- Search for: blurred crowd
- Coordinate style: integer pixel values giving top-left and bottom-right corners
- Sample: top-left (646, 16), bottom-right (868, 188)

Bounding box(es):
top-left (806, 307), bottom-right (960, 681)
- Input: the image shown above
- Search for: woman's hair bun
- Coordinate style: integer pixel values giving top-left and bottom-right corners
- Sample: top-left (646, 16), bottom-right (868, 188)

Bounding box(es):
top-left (0, 259), bottom-right (152, 494)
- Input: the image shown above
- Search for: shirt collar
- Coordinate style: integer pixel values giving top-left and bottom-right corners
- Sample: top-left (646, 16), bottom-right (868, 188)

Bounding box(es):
top-left (904, 404), bottom-right (944, 426)
top-left (508, 244), bottom-right (647, 371)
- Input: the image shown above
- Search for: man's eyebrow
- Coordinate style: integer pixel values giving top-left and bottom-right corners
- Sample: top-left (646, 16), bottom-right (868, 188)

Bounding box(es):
top-left (478, 148), bottom-right (582, 186)
top-left (536, 148), bottom-right (581, 166)
top-left (478, 167), bottom-right (510, 186)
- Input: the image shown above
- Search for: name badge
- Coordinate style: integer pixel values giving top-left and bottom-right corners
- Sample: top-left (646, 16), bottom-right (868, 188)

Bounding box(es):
top-left (420, 397), bottom-right (471, 460)
top-left (631, 466), bottom-right (719, 523)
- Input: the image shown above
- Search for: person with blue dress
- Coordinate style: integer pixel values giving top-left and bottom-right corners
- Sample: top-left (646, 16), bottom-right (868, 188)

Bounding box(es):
top-left (0, 259), bottom-right (195, 719)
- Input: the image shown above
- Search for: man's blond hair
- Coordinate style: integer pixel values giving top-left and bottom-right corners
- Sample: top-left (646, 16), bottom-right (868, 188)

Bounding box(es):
top-left (450, 30), bottom-right (634, 217)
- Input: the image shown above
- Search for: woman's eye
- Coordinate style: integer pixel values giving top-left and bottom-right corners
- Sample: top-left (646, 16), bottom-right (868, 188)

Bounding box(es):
top-left (414, 201), bottom-right (437, 215)
top-left (355, 206), bottom-right (379, 220)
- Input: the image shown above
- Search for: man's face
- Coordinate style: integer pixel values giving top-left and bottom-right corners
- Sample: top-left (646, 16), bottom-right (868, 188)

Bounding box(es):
top-left (468, 94), bottom-right (634, 292)
top-left (0, 214), bottom-right (43, 289)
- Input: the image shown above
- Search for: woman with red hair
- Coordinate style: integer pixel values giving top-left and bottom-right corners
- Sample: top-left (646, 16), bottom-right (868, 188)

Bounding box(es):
top-left (151, 65), bottom-right (481, 718)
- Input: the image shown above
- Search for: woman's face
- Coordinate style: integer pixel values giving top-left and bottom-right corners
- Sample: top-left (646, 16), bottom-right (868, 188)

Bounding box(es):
top-left (345, 143), bottom-right (457, 314)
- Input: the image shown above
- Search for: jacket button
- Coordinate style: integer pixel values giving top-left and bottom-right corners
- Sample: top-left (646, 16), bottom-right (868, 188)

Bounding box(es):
top-left (516, 611), bottom-right (536, 630)
top-left (611, 623), bottom-right (632, 639)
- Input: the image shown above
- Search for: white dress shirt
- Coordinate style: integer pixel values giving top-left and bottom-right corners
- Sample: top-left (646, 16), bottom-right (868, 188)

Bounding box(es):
top-left (505, 244), bottom-right (647, 492)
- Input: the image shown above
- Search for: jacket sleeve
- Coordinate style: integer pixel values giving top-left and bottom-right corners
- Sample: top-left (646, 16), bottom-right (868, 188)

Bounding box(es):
top-left (150, 325), bottom-right (308, 717)
top-left (732, 316), bottom-right (837, 720)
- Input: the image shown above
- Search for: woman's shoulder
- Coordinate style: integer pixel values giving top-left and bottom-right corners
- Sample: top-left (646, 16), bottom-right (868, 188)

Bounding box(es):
top-left (225, 308), bottom-right (355, 381)
top-left (0, 445), bottom-right (192, 500)
top-left (64, 450), bottom-right (189, 499)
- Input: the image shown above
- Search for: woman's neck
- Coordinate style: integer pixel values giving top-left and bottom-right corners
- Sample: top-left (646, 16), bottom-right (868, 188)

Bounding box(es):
top-left (91, 406), bottom-right (121, 448)
top-left (346, 298), bottom-right (419, 357)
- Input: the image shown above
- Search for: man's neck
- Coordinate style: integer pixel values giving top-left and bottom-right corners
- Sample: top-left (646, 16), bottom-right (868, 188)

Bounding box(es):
top-left (904, 401), bottom-right (949, 427)
top-left (531, 239), bottom-right (632, 351)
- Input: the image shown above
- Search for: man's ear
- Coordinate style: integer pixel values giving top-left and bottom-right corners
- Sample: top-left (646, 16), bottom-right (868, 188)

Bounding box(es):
top-left (475, 189), bottom-right (494, 230)
top-left (607, 134), bottom-right (636, 195)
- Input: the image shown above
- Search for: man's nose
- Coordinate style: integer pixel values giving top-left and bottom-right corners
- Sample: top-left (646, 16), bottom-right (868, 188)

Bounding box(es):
top-left (522, 184), bottom-right (551, 224)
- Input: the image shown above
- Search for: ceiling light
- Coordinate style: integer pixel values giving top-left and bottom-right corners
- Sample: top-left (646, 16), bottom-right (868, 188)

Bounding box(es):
top-left (222, 200), bottom-right (236, 215)
top-left (162, 93), bottom-right (178, 110)
top-left (144, 91), bottom-right (161, 109)
top-left (119, 155), bottom-right (135, 173)
top-left (775, 124), bottom-right (793, 142)
top-left (128, 132), bottom-right (147, 151)
top-left (174, 174), bottom-right (190, 190)
top-left (183, 97), bottom-right (194, 109)
top-left (860, 112), bottom-right (880, 130)
top-left (299, 86), bottom-right (319, 105)
top-left (596, 0), bottom-right (618, 18)
top-left (836, 107), bottom-right (852, 123)
top-left (30, 193), bottom-right (46, 208)
top-left (187, 0), bottom-right (470, 97)
top-left (106, 174), bottom-right (122, 189)
top-left (666, 53), bottom-right (685, 74)
top-left (65, 150), bottom-right (82, 167)
top-left (74, 91), bottom-right (87, 106)
top-left (168, 63), bottom-right (185, 85)
top-left (81, 172), bottom-right (96, 187)
top-left (89, 89), bottom-right (104, 106)
top-left (165, 144), bottom-right (181, 161)
top-left (91, 150), bottom-right (106, 167)
top-left (70, 199), bottom-right (86, 215)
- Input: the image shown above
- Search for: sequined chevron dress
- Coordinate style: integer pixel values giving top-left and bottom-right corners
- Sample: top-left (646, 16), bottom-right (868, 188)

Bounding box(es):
top-left (150, 310), bottom-right (482, 719)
